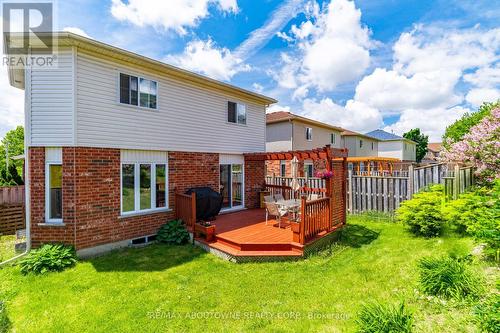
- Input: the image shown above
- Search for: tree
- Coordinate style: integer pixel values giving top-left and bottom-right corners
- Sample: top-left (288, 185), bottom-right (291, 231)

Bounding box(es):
top-left (0, 163), bottom-right (23, 186)
top-left (403, 128), bottom-right (428, 163)
top-left (0, 126), bottom-right (24, 175)
top-left (443, 101), bottom-right (499, 147)
top-left (440, 107), bottom-right (500, 184)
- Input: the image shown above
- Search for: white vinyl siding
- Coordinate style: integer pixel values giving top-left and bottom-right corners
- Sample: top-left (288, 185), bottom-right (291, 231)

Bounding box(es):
top-left (76, 51), bottom-right (265, 153)
top-left (29, 49), bottom-right (75, 146)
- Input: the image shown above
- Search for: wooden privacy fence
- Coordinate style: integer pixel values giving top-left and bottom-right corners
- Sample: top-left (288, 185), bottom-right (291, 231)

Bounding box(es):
top-left (0, 204), bottom-right (25, 235)
top-left (0, 186), bottom-right (25, 235)
top-left (0, 185), bottom-right (25, 205)
top-left (348, 164), bottom-right (475, 214)
top-left (299, 197), bottom-right (331, 244)
top-left (444, 165), bottom-right (475, 200)
top-left (174, 191), bottom-right (196, 230)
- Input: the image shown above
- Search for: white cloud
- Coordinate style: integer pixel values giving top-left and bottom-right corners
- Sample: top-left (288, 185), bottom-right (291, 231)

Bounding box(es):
top-left (266, 104), bottom-right (291, 113)
top-left (0, 18), bottom-right (24, 139)
top-left (465, 88), bottom-right (500, 108)
top-left (274, 0), bottom-right (373, 97)
top-left (393, 25), bottom-right (500, 76)
top-left (110, 0), bottom-right (238, 35)
top-left (463, 64), bottom-right (500, 88)
top-left (301, 98), bottom-right (383, 133)
top-left (234, 0), bottom-right (305, 60)
top-left (252, 83), bottom-right (264, 93)
top-left (0, 67), bottom-right (24, 139)
top-left (166, 38), bottom-right (249, 80)
top-left (354, 68), bottom-right (462, 115)
top-left (168, 0), bottom-right (303, 81)
top-left (63, 27), bottom-right (91, 38)
top-left (384, 106), bottom-right (469, 141)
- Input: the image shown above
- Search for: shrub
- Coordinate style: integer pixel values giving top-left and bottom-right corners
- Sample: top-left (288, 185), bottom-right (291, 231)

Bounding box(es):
top-left (157, 220), bottom-right (190, 245)
top-left (474, 293), bottom-right (500, 333)
top-left (396, 185), bottom-right (444, 237)
top-left (0, 301), bottom-right (10, 333)
top-left (417, 256), bottom-right (483, 300)
top-left (356, 301), bottom-right (413, 333)
top-left (19, 244), bottom-right (77, 275)
top-left (444, 181), bottom-right (500, 260)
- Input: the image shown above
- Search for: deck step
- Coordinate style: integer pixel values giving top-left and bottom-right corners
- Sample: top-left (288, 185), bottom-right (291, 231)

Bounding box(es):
top-left (208, 240), bottom-right (303, 257)
top-left (215, 234), bottom-right (303, 252)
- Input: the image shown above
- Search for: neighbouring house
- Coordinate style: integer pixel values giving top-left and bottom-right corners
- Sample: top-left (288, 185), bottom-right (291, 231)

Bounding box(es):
top-left (340, 130), bottom-right (379, 158)
top-left (6, 32), bottom-right (277, 256)
top-left (365, 129), bottom-right (417, 162)
top-left (266, 111), bottom-right (343, 178)
top-left (422, 142), bottom-right (442, 164)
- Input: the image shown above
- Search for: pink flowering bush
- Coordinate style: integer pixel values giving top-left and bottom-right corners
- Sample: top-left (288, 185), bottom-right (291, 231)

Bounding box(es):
top-left (440, 108), bottom-right (500, 183)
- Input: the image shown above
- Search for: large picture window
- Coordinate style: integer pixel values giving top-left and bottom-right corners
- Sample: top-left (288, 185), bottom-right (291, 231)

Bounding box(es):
top-left (121, 162), bottom-right (168, 214)
top-left (120, 73), bottom-right (157, 109)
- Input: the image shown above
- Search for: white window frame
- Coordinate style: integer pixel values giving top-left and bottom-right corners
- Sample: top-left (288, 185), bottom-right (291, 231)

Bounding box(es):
top-left (331, 133), bottom-right (336, 144)
top-left (228, 102), bottom-right (247, 125)
top-left (45, 148), bottom-right (63, 224)
top-left (306, 127), bottom-right (312, 141)
top-left (120, 162), bottom-right (169, 215)
top-left (280, 161), bottom-right (286, 177)
top-left (304, 162), bottom-right (314, 178)
top-left (118, 72), bottom-right (158, 110)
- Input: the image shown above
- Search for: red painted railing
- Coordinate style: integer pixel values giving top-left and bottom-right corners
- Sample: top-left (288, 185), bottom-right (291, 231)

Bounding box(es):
top-left (299, 197), bottom-right (331, 244)
top-left (174, 191), bottom-right (196, 231)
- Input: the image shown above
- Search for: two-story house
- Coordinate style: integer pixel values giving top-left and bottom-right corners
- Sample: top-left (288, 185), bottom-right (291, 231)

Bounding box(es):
top-left (6, 32), bottom-right (276, 256)
top-left (340, 130), bottom-right (379, 158)
top-left (365, 130), bottom-right (417, 162)
top-left (266, 111), bottom-right (343, 177)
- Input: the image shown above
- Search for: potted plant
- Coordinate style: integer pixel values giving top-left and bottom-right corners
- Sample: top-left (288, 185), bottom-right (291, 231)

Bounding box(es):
top-left (194, 221), bottom-right (216, 242)
top-left (315, 170), bottom-right (333, 179)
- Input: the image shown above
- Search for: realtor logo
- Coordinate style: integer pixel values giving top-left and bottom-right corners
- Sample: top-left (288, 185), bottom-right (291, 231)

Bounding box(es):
top-left (2, 1), bottom-right (56, 68)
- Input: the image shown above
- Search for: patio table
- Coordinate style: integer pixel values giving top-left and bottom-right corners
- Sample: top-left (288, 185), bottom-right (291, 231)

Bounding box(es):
top-left (276, 199), bottom-right (301, 222)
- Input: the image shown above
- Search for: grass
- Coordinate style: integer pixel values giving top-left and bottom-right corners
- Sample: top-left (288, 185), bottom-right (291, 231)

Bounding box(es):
top-left (0, 215), bottom-right (495, 332)
top-left (0, 235), bottom-right (16, 263)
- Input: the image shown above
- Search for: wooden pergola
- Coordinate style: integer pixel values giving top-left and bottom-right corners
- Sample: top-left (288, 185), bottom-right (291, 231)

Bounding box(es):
top-left (245, 145), bottom-right (348, 244)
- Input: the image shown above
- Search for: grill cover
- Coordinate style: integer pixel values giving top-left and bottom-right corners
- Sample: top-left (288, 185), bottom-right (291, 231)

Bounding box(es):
top-left (185, 187), bottom-right (223, 221)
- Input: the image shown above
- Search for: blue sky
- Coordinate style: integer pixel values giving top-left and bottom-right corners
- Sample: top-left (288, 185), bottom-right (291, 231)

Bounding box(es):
top-left (1, 0), bottom-right (499, 141)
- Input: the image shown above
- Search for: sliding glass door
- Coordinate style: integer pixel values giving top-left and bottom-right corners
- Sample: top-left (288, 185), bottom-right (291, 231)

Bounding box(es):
top-left (220, 163), bottom-right (244, 210)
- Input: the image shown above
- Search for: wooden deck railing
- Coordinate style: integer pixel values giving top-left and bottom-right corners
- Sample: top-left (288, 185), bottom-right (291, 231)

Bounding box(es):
top-left (174, 191), bottom-right (196, 230)
top-left (264, 184), bottom-right (293, 199)
top-left (298, 197), bottom-right (331, 244)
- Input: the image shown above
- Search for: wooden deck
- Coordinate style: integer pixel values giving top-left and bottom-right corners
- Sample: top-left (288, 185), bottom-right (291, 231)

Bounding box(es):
top-left (195, 208), bottom-right (340, 259)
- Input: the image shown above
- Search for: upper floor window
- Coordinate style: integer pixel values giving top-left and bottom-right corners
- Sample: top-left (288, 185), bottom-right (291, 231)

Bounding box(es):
top-left (359, 140), bottom-right (363, 148)
top-left (306, 127), bottom-right (312, 141)
top-left (331, 133), bottom-right (336, 144)
top-left (371, 142), bottom-right (374, 150)
top-left (120, 73), bottom-right (157, 109)
top-left (228, 101), bottom-right (246, 125)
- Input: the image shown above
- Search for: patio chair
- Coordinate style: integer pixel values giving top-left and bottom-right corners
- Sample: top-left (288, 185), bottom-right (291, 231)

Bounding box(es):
top-left (265, 202), bottom-right (287, 228)
top-left (274, 193), bottom-right (285, 202)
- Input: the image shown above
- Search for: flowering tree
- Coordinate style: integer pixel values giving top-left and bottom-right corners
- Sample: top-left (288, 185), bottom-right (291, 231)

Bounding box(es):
top-left (440, 108), bottom-right (500, 183)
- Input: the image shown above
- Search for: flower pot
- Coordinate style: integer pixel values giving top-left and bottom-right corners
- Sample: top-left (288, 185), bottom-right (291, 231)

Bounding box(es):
top-left (194, 223), bottom-right (216, 242)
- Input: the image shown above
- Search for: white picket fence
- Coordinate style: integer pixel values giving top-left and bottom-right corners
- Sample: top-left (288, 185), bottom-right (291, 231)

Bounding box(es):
top-left (265, 175), bottom-right (326, 190)
top-left (348, 163), bottom-right (474, 214)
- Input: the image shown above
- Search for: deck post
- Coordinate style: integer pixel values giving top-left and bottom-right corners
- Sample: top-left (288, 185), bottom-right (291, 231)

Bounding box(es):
top-left (299, 196), bottom-right (307, 245)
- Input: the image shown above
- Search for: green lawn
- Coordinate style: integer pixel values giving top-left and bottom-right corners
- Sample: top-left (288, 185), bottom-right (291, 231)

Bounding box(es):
top-left (0, 235), bottom-right (16, 263)
top-left (0, 216), bottom-right (496, 332)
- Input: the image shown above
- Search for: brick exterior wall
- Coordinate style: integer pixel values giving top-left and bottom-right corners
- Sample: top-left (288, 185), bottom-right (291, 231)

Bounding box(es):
top-left (28, 147), bottom-right (221, 250)
top-left (244, 158), bottom-right (265, 209)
